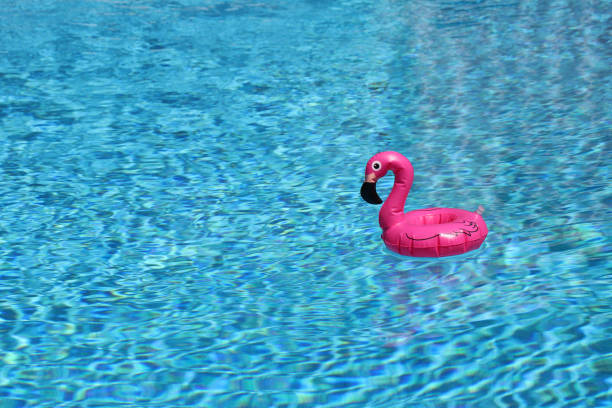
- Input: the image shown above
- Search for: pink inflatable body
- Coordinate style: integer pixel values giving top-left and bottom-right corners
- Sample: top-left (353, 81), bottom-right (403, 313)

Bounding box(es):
top-left (360, 151), bottom-right (488, 257)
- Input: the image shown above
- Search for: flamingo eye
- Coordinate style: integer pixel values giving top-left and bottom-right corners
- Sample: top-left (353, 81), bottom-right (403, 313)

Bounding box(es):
top-left (372, 161), bottom-right (381, 171)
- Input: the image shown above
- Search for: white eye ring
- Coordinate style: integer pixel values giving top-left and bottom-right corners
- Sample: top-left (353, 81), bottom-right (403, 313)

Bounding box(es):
top-left (372, 161), bottom-right (382, 171)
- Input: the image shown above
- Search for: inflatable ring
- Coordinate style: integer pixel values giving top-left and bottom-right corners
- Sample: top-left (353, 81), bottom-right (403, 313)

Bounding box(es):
top-left (361, 151), bottom-right (488, 257)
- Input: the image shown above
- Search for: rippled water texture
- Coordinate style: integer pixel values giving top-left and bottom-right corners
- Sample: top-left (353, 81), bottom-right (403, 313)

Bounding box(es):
top-left (0, 0), bottom-right (610, 407)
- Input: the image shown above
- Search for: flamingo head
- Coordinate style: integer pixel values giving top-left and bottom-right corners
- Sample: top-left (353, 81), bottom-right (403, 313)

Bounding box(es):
top-left (360, 152), bottom-right (391, 204)
top-left (360, 151), bottom-right (413, 205)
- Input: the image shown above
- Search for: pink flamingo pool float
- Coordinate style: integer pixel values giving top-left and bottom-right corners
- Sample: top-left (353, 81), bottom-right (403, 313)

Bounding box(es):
top-left (360, 151), bottom-right (488, 257)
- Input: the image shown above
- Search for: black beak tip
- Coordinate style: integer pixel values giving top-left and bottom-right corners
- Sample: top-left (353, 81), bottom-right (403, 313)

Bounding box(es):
top-left (361, 182), bottom-right (383, 204)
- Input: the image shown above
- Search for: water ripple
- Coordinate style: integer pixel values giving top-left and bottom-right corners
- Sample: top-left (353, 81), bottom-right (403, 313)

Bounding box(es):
top-left (0, 0), bottom-right (610, 406)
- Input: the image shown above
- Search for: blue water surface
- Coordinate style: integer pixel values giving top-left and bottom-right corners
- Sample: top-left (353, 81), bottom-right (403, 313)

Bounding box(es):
top-left (0, 0), bottom-right (610, 407)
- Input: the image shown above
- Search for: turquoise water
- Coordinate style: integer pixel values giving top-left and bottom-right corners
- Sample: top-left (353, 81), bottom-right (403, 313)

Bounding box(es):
top-left (0, 0), bottom-right (610, 406)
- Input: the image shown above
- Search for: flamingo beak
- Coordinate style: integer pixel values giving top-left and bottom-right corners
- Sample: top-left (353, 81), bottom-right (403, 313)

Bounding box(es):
top-left (361, 173), bottom-right (382, 204)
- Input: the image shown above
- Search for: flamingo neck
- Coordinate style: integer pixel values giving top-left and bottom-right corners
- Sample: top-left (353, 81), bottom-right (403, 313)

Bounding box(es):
top-left (379, 167), bottom-right (413, 231)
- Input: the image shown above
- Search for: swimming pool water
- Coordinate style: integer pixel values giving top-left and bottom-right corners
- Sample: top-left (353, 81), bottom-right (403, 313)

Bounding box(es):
top-left (0, 0), bottom-right (610, 406)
